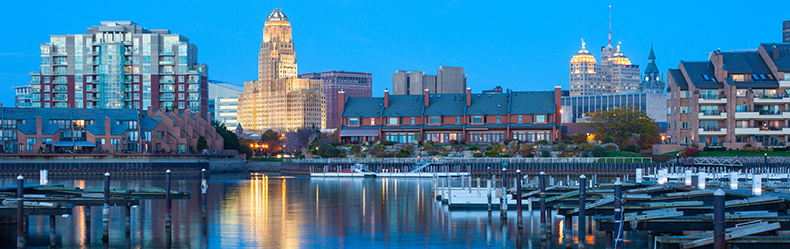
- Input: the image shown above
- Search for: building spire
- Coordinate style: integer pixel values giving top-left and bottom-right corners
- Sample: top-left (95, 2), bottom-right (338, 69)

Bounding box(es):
top-left (608, 5), bottom-right (612, 46)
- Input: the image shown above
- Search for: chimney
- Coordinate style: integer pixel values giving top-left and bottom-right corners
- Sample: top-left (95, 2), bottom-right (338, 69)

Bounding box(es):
top-left (554, 86), bottom-right (562, 124)
top-left (424, 88), bottom-right (430, 107)
top-left (338, 90), bottom-right (346, 128)
top-left (384, 89), bottom-right (389, 108)
top-left (773, 43), bottom-right (780, 60)
top-left (466, 87), bottom-right (471, 106)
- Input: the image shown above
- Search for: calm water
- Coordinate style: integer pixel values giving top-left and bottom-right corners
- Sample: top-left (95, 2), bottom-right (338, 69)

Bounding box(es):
top-left (0, 173), bottom-right (651, 248)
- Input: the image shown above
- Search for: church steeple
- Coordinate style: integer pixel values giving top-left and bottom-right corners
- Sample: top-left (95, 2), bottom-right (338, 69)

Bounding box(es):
top-left (640, 44), bottom-right (664, 93)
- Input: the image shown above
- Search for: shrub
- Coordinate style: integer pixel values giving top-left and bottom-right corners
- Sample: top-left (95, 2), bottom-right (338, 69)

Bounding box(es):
top-left (577, 142), bottom-right (593, 151)
top-left (337, 153), bottom-right (347, 158)
top-left (423, 141), bottom-right (433, 151)
top-left (473, 153), bottom-right (483, 158)
top-left (489, 144), bottom-right (503, 152)
top-left (520, 144), bottom-right (534, 151)
top-left (605, 145), bottom-right (617, 152)
top-left (469, 145), bottom-right (478, 151)
top-left (592, 146), bottom-right (605, 157)
top-left (624, 144), bottom-right (639, 153)
top-left (556, 143), bottom-right (567, 151)
top-left (382, 141), bottom-right (395, 146)
top-left (441, 152), bottom-right (449, 157)
top-left (691, 143), bottom-right (699, 148)
top-left (326, 147), bottom-right (341, 158)
top-left (484, 150), bottom-right (499, 157)
top-left (427, 151), bottom-right (440, 156)
top-left (526, 153), bottom-right (535, 158)
top-left (541, 150), bottom-right (551, 157)
top-left (602, 137), bottom-right (614, 144)
top-left (651, 154), bottom-right (669, 162)
top-left (537, 140), bottom-right (549, 145)
top-left (684, 148), bottom-right (699, 156)
top-left (298, 154), bottom-right (306, 159)
top-left (449, 139), bottom-right (458, 145)
top-left (395, 149), bottom-right (410, 158)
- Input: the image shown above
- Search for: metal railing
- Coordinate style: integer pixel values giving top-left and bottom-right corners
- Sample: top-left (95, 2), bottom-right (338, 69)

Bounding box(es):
top-left (701, 110), bottom-right (723, 115)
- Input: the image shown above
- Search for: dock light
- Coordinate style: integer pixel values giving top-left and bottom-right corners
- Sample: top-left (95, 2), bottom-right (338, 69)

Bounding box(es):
top-left (730, 172), bottom-right (738, 190)
top-left (657, 168), bottom-right (668, 185)
top-left (753, 174), bottom-right (762, 196)
top-left (635, 168), bottom-right (643, 183)
top-left (698, 171), bottom-right (706, 190)
top-left (684, 169), bottom-right (692, 186)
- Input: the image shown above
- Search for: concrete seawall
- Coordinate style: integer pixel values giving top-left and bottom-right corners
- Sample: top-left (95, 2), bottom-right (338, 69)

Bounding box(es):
top-left (0, 154), bottom-right (247, 175)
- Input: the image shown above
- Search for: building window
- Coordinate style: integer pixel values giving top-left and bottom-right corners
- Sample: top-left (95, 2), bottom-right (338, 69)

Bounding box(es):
top-left (680, 122), bottom-right (689, 130)
top-left (518, 115), bottom-right (522, 123)
top-left (736, 89), bottom-right (747, 97)
top-left (472, 116), bottom-right (482, 124)
top-left (667, 108), bottom-right (671, 115)
top-left (389, 117), bottom-right (398, 125)
top-left (680, 106), bottom-right (689, 114)
top-left (456, 117), bottom-right (460, 124)
top-left (535, 115), bottom-right (546, 123)
top-left (736, 105), bottom-right (748, 112)
top-left (680, 91), bottom-right (689, 98)
top-left (349, 118), bottom-right (358, 126)
top-left (370, 118), bottom-right (375, 126)
top-left (410, 117), bottom-right (415, 125)
top-left (430, 116), bottom-right (440, 124)
top-left (496, 116), bottom-right (501, 124)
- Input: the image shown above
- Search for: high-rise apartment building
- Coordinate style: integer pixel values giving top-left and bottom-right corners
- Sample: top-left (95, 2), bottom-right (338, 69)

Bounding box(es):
top-left (659, 43), bottom-right (790, 153)
top-left (784, 20), bottom-right (790, 43)
top-left (569, 40), bottom-right (641, 96)
top-left (392, 66), bottom-right (466, 95)
top-left (300, 71), bottom-right (372, 129)
top-left (208, 81), bottom-right (243, 130)
top-left (13, 86), bottom-right (32, 108)
top-left (237, 9), bottom-right (325, 133)
top-left (27, 21), bottom-right (209, 117)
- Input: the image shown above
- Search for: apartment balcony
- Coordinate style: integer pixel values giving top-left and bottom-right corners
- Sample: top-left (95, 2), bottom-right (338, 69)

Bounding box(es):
top-left (53, 71), bottom-right (68, 75)
top-left (698, 110), bottom-right (726, 120)
top-left (53, 97), bottom-right (68, 101)
top-left (159, 96), bottom-right (175, 101)
top-left (159, 88), bottom-right (174, 92)
top-left (31, 88), bottom-right (40, 93)
top-left (780, 80), bottom-right (790, 88)
top-left (53, 61), bottom-right (68, 66)
top-left (161, 71), bottom-right (174, 75)
top-left (53, 88), bottom-right (68, 93)
top-left (754, 95), bottom-right (790, 104)
top-left (698, 127), bottom-right (726, 136)
top-left (52, 52), bottom-right (67, 56)
top-left (698, 95), bottom-right (727, 104)
top-left (53, 81), bottom-right (68, 85)
top-left (187, 97), bottom-right (199, 101)
top-left (187, 87), bottom-right (199, 92)
top-left (734, 126), bottom-right (790, 135)
top-left (124, 51), bottom-right (132, 55)
top-left (159, 60), bottom-right (174, 65)
top-left (160, 51), bottom-right (175, 55)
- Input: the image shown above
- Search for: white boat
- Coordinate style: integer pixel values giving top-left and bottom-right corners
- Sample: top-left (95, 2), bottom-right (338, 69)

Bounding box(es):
top-left (376, 163), bottom-right (470, 178)
top-left (310, 163), bottom-right (376, 178)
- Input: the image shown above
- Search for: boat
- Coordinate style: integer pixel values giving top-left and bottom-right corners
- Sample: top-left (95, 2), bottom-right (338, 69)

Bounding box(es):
top-left (376, 162), bottom-right (470, 178)
top-left (310, 163), bottom-right (376, 178)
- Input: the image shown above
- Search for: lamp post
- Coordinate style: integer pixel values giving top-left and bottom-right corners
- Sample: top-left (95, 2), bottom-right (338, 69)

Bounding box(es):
top-left (676, 153), bottom-right (680, 166)
top-left (764, 153), bottom-right (768, 166)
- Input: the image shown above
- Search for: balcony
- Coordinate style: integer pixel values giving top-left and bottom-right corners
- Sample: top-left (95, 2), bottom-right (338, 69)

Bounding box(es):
top-left (159, 96), bottom-right (174, 101)
top-left (159, 60), bottom-right (174, 65)
top-left (735, 126), bottom-right (790, 135)
top-left (53, 97), bottom-right (68, 101)
top-left (754, 95), bottom-right (790, 104)
top-left (159, 87), bottom-right (174, 92)
top-left (53, 61), bottom-right (68, 66)
top-left (187, 87), bottom-right (199, 92)
top-left (780, 80), bottom-right (790, 88)
top-left (53, 71), bottom-right (68, 75)
top-left (160, 51), bottom-right (175, 55)
top-left (698, 127), bottom-right (726, 136)
top-left (52, 52), bottom-right (67, 56)
top-left (161, 71), bottom-right (174, 75)
top-left (698, 110), bottom-right (726, 120)
top-left (53, 88), bottom-right (68, 93)
top-left (698, 94), bottom-right (727, 104)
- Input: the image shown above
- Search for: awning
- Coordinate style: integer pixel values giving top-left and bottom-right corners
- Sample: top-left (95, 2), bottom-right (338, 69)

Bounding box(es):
top-left (53, 141), bottom-right (96, 147)
top-left (339, 129), bottom-right (379, 137)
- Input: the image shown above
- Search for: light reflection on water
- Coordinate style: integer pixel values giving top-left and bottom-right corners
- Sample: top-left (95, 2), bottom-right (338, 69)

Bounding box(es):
top-left (0, 173), bottom-right (651, 248)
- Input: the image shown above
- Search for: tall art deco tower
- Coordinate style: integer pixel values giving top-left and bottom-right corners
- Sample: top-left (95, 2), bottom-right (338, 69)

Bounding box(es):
top-left (238, 9), bottom-right (325, 133)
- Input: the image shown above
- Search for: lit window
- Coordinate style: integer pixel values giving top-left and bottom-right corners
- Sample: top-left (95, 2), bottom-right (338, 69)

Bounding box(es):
top-left (349, 118), bottom-right (358, 126)
top-left (389, 117), bottom-right (398, 125)
top-left (472, 116), bottom-right (482, 124)
top-left (535, 115), bottom-right (546, 123)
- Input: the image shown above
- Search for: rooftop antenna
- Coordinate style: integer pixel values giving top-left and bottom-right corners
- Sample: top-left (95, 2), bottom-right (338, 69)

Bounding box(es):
top-left (608, 5), bottom-right (612, 46)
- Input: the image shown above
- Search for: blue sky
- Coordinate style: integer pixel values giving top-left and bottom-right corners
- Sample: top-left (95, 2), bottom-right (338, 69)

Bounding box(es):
top-left (0, 0), bottom-right (788, 106)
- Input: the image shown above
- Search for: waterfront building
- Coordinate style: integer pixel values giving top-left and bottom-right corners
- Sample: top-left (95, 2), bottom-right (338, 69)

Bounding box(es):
top-left (569, 40), bottom-right (641, 96)
top-left (639, 46), bottom-right (666, 93)
top-left (392, 66), bottom-right (466, 95)
top-left (560, 92), bottom-right (667, 124)
top-left (337, 87), bottom-right (562, 144)
top-left (658, 43), bottom-right (790, 153)
top-left (300, 71), bottom-right (372, 129)
top-left (208, 81), bottom-right (243, 130)
top-left (14, 86), bottom-right (32, 108)
top-left (27, 21), bottom-right (209, 117)
top-left (237, 9), bottom-right (325, 132)
top-left (0, 107), bottom-right (222, 154)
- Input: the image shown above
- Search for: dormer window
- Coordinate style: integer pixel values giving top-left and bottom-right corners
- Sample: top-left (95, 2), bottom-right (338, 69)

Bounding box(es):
top-left (472, 116), bottom-right (483, 124)
top-left (759, 74), bottom-right (767, 80)
top-left (349, 118), bottom-right (358, 126)
top-left (752, 74), bottom-right (760, 81)
top-left (389, 117), bottom-right (398, 125)
top-left (535, 115), bottom-right (546, 123)
top-left (702, 74), bottom-right (711, 81)
top-left (430, 116), bottom-right (440, 124)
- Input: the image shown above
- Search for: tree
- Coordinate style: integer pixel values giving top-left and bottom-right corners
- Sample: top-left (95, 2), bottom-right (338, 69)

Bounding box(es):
top-left (569, 132), bottom-right (587, 145)
top-left (212, 121), bottom-right (250, 157)
top-left (581, 106), bottom-right (659, 149)
top-left (260, 129), bottom-right (281, 152)
top-left (197, 136), bottom-right (208, 151)
top-left (285, 128), bottom-right (317, 153)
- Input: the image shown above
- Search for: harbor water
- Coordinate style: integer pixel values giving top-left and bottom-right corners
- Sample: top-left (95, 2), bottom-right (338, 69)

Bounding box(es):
top-left (0, 173), bottom-right (652, 248)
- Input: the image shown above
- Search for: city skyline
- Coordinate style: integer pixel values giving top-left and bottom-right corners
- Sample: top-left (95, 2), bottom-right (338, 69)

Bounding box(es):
top-left (1, 1), bottom-right (788, 107)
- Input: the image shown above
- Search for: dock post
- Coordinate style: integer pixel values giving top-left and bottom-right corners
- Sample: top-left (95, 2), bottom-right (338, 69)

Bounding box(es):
top-left (516, 169), bottom-right (523, 229)
top-left (606, 231), bottom-right (613, 249)
top-left (85, 206), bottom-right (91, 243)
top-left (753, 174), bottom-right (762, 196)
top-left (487, 167), bottom-right (492, 212)
top-left (636, 168), bottom-right (643, 183)
top-left (685, 169), bottom-right (692, 186)
top-left (698, 171), bottom-right (706, 189)
top-left (166, 169), bottom-right (172, 229)
top-left (447, 171), bottom-right (452, 205)
top-left (614, 178), bottom-right (623, 249)
top-left (477, 178), bottom-right (481, 196)
top-left (579, 174), bottom-right (587, 249)
top-left (539, 171), bottom-right (547, 241)
top-left (50, 215), bottom-right (56, 248)
top-left (501, 167), bottom-right (507, 219)
top-left (468, 172), bottom-right (472, 193)
top-left (730, 171), bottom-right (738, 190)
top-left (102, 172), bottom-right (110, 243)
top-left (125, 205), bottom-right (131, 236)
top-left (202, 168), bottom-right (208, 219)
top-left (713, 189), bottom-right (725, 249)
top-left (564, 215), bottom-right (572, 248)
top-left (17, 175), bottom-right (24, 249)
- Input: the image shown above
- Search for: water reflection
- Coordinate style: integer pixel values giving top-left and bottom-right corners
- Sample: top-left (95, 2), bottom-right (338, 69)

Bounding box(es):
top-left (0, 173), bottom-right (646, 248)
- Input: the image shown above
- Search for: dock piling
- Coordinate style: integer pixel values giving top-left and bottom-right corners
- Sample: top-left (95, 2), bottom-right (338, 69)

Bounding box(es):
top-left (714, 189), bottom-right (725, 249)
top-left (17, 175), bottom-right (24, 249)
top-left (102, 172), bottom-right (110, 243)
top-left (699, 171), bottom-right (706, 189)
top-left (49, 215), bottom-right (56, 248)
top-left (166, 169), bottom-right (172, 229)
top-left (516, 169), bottom-right (523, 230)
top-left (579, 174), bottom-right (587, 249)
top-left (730, 171), bottom-right (738, 190)
top-left (500, 167), bottom-right (507, 219)
top-left (202, 168), bottom-right (208, 219)
top-left (614, 178), bottom-right (623, 249)
top-left (539, 171), bottom-right (547, 241)
top-left (636, 168), bottom-right (643, 183)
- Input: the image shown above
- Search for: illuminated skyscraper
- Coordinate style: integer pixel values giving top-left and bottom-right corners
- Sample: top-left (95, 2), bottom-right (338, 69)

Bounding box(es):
top-left (238, 9), bottom-right (325, 133)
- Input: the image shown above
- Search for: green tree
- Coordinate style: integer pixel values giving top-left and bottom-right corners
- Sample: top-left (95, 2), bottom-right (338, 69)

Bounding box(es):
top-left (212, 121), bottom-right (251, 157)
top-left (197, 136), bottom-right (208, 151)
top-left (581, 106), bottom-right (659, 148)
top-left (569, 132), bottom-right (587, 145)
